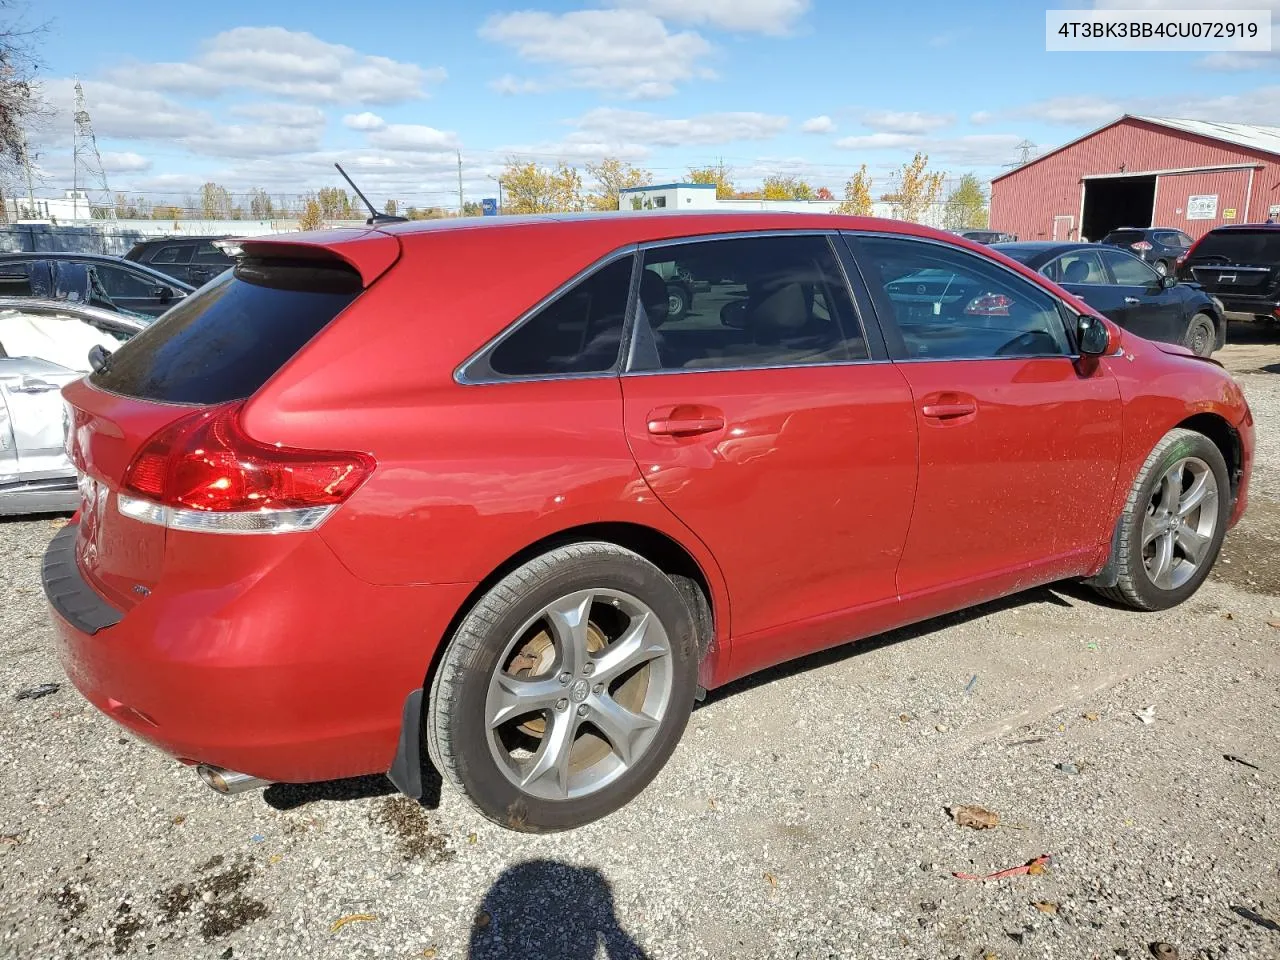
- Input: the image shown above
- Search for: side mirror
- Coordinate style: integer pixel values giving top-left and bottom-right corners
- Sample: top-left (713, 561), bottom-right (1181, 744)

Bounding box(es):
top-left (1076, 314), bottom-right (1112, 356)
top-left (155, 285), bottom-right (174, 303)
top-left (88, 345), bottom-right (109, 372)
top-left (1160, 274), bottom-right (1177, 289)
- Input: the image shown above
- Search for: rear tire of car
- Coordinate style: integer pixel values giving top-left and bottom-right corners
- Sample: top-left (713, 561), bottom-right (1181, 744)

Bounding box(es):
top-left (1092, 428), bottom-right (1230, 612)
top-left (1183, 313), bottom-right (1216, 357)
top-left (426, 542), bottom-right (698, 832)
top-left (666, 284), bottom-right (690, 322)
top-left (1154, 259), bottom-right (1169, 277)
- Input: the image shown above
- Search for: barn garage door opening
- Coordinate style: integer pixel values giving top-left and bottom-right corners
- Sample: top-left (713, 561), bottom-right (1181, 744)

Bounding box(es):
top-left (1082, 175), bottom-right (1155, 241)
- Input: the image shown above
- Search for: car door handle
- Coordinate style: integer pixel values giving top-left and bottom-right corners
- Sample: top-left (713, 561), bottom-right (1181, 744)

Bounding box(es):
top-left (1124, 297), bottom-right (1140, 304)
top-left (647, 416), bottom-right (725, 437)
top-left (13, 378), bottom-right (60, 394)
top-left (921, 401), bottom-right (977, 420)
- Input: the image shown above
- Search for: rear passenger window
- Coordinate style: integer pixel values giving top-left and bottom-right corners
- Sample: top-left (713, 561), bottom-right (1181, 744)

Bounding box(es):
top-left (1100, 249), bottom-right (1158, 286)
top-left (151, 245), bottom-right (193, 264)
top-left (856, 235), bottom-right (1070, 360)
top-left (91, 259), bottom-right (361, 404)
top-left (486, 256), bottom-right (634, 377)
top-left (634, 235), bottom-right (867, 371)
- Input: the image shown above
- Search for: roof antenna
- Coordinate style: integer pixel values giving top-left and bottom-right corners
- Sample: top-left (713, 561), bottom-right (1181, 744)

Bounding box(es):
top-left (334, 162), bottom-right (407, 225)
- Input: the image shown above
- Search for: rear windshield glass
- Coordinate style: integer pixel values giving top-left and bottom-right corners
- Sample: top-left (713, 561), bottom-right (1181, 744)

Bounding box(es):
top-left (1189, 230), bottom-right (1280, 265)
top-left (1102, 231), bottom-right (1143, 244)
top-left (90, 258), bottom-right (360, 404)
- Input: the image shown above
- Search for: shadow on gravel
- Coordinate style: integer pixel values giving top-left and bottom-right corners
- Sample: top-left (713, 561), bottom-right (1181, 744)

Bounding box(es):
top-left (701, 584), bottom-right (1078, 708)
top-left (468, 860), bottom-right (648, 960)
top-left (262, 770), bottom-right (441, 811)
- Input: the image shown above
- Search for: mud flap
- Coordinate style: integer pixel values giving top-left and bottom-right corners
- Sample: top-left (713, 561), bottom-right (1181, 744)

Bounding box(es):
top-left (387, 689), bottom-right (425, 799)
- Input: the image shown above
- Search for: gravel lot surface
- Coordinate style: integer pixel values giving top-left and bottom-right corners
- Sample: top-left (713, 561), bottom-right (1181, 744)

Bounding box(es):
top-left (2, 323), bottom-right (1279, 960)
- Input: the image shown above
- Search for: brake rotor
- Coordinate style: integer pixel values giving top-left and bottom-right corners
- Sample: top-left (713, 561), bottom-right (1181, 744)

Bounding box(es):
top-left (508, 621), bottom-right (608, 737)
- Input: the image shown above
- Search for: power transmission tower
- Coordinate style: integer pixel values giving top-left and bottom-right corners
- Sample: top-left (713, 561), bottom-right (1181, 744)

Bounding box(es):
top-left (71, 79), bottom-right (113, 219)
top-left (1004, 139), bottom-right (1038, 169)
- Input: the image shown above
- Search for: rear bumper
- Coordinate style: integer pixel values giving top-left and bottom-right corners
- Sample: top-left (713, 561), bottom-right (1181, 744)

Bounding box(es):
top-left (44, 522), bottom-right (475, 784)
top-left (1211, 293), bottom-right (1279, 316)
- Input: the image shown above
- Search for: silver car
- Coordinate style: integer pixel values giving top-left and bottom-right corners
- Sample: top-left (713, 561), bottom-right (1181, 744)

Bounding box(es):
top-left (0, 298), bottom-right (146, 515)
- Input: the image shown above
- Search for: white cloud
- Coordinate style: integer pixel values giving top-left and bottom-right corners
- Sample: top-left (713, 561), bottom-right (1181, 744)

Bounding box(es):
top-left (801, 115), bottom-right (835, 134)
top-left (366, 124), bottom-right (460, 152)
top-left (183, 123), bottom-right (325, 157)
top-left (36, 79), bottom-right (209, 141)
top-left (1010, 95), bottom-right (1124, 126)
top-left (1199, 50), bottom-right (1280, 71)
top-left (834, 132), bottom-right (920, 150)
top-left (230, 102), bottom-right (327, 128)
top-left (859, 110), bottom-right (953, 134)
top-left (343, 111), bottom-right (386, 131)
top-left (479, 9), bottom-right (715, 98)
top-left (969, 110), bottom-right (993, 125)
top-left (100, 151), bottom-right (153, 173)
top-left (571, 107), bottom-right (788, 146)
top-left (105, 27), bottom-right (445, 105)
top-left (609, 0), bottom-right (809, 35)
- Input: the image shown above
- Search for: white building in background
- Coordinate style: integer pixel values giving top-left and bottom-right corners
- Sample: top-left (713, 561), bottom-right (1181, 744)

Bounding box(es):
top-left (617, 181), bottom-right (948, 228)
top-left (7, 189), bottom-right (96, 221)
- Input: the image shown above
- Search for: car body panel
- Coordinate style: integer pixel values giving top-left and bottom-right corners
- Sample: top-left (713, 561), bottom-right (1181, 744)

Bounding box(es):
top-left (44, 212), bottom-right (1255, 786)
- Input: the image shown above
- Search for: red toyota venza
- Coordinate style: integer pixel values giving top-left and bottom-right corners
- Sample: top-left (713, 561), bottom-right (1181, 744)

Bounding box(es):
top-left (44, 214), bottom-right (1253, 831)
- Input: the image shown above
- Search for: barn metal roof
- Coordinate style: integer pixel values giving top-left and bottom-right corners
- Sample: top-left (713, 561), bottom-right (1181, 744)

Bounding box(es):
top-left (1135, 116), bottom-right (1280, 157)
top-left (992, 114), bottom-right (1280, 182)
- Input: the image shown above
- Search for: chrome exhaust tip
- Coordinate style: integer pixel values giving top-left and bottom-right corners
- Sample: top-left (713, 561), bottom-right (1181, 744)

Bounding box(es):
top-left (197, 764), bottom-right (272, 795)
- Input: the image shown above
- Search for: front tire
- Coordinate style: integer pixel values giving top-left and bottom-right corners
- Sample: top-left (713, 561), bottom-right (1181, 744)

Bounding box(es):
top-left (1093, 428), bottom-right (1230, 611)
top-left (427, 542), bottom-right (698, 832)
top-left (1183, 312), bottom-right (1216, 357)
top-left (1154, 259), bottom-right (1170, 277)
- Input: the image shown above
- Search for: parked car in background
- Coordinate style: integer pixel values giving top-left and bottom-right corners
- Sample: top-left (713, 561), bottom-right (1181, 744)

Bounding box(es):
top-left (46, 214), bottom-right (1252, 833)
top-left (1100, 227), bottom-right (1193, 277)
top-left (955, 229), bottom-right (1017, 244)
top-left (1, 298), bottom-right (145, 515)
top-left (994, 241), bottom-right (1224, 356)
top-left (1178, 224), bottom-right (1280, 328)
top-left (124, 236), bottom-right (236, 288)
top-left (0, 254), bottom-right (194, 318)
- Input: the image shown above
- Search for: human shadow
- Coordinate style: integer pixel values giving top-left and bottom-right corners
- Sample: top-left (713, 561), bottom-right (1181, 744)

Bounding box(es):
top-left (468, 859), bottom-right (649, 960)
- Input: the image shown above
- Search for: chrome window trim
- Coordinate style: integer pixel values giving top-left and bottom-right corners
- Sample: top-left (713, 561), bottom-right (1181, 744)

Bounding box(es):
top-left (845, 229), bottom-right (1081, 360)
top-left (623, 230), bottom-right (877, 375)
top-left (454, 245), bottom-right (639, 386)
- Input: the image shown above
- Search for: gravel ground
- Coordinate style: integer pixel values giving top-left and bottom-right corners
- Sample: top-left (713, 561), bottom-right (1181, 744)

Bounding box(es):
top-left (2, 323), bottom-right (1279, 960)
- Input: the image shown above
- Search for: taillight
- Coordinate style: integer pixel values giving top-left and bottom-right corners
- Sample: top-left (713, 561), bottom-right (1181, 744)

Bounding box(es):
top-left (119, 403), bottom-right (374, 534)
top-left (1130, 241), bottom-right (1152, 251)
top-left (964, 293), bottom-right (1011, 316)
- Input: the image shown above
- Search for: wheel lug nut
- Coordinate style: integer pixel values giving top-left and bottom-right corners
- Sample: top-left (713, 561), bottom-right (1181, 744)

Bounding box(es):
top-left (582, 662), bottom-right (595, 676)
top-left (576, 704), bottom-right (588, 717)
top-left (556, 698), bottom-right (569, 712)
top-left (593, 683), bottom-right (603, 694)
top-left (558, 672), bottom-right (571, 685)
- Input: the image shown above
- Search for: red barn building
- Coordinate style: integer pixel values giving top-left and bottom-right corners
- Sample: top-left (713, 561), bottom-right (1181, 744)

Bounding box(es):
top-left (990, 115), bottom-right (1280, 243)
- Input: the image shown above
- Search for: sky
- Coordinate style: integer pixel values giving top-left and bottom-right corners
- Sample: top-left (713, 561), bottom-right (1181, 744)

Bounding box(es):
top-left (23, 0), bottom-right (1280, 211)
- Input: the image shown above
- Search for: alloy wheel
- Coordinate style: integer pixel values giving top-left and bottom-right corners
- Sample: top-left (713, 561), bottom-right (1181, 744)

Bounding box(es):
top-left (1141, 456), bottom-right (1218, 591)
top-left (484, 589), bottom-right (674, 801)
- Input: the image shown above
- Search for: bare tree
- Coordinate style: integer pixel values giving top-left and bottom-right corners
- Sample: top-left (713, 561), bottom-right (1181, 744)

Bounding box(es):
top-left (0, 2), bottom-right (47, 195)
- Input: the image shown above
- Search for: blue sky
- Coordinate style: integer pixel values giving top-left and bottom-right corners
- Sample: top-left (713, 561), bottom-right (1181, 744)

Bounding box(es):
top-left (27, 0), bottom-right (1280, 210)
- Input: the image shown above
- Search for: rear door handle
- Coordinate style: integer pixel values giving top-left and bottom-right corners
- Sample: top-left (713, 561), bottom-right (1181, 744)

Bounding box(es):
top-left (1124, 297), bottom-right (1140, 304)
top-left (921, 401), bottom-right (977, 420)
top-left (647, 416), bottom-right (725, 437)
top-left (14, 378), bottom-right (60, 394)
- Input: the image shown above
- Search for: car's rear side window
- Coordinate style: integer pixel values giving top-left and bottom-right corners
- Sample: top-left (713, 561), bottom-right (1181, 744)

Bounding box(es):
top-left (90, 258), bottom-right (361, 404)
top-left (481, 255), bottom-right (635, 378)
top-left (1191, 229), bottom-right (1280, 264)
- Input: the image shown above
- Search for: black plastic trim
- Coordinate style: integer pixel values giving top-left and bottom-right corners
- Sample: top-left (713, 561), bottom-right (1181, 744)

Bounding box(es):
top-left (387, 688), bottom-right (425, 799)
top-left (41, 524), bottom-right (122, 635)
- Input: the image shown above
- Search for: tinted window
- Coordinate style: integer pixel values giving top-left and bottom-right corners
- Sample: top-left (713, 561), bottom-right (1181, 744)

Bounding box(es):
top-left (1190, 229), bottom-right (1280, 264)
top-left (1100, 249), bottom-right (1158, 285)
top-left (1102, 230), bottom-right (1144, 245)
top-left (1152, 231), bottom-right (1182, 247)
top-left (194, 241), bottom-right (232, 264)
top-left (91, 260), bottom-right (360, 404)
top-left (1175, 232), bottom-right (1193, 248)
top-left (151, 245), bottom-right (193, 265)
top-left (636, 235), bottom-right (867, 371)
top-left (93, 264), bottom-right (160, 300)
top-left (858, 235), bottom-right (1070, 360)
top-left (486, 256), bottom-right (634, 377)
top-left (1044, 250), bottom-right (1107, 285)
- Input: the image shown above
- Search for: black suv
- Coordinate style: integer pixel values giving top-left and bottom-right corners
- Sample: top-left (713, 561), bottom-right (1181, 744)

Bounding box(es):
top-left (1100, 227), bottom-right (1192, 277)
top-left (123, 236), bottom-right (235, 287)
top-left (955, 229), bottom-right (1017, 244)
top-left (1178, 225), bottom-right (1280, 326)
top-left (0, 253), bottom-right (194, 318)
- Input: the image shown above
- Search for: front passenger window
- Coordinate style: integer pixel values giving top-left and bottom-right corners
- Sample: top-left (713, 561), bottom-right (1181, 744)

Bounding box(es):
top-left (856, 235), bottom-right (1070, 360)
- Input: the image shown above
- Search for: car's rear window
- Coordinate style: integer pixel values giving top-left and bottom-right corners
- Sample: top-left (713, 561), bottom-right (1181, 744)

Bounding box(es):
top-left (1102, 230), bottom-right (1144, 244)
top-left (1190, 229), bottom-right (1280, 265)
top-left (90, 258), bottom-right (361, 404)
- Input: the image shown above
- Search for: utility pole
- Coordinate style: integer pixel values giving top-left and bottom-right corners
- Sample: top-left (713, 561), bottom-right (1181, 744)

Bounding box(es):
top-left (20, 130), bottom-right (36, 219)
top-left (457, 150), bottom-right (464, 216)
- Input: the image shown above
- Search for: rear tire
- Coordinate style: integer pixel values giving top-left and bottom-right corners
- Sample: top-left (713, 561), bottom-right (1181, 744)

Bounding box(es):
top-left (1154, 259), bottom-right (1170, 277)
top-left (427, 542), bottom-right (698, 832)
top-left (666, 284), bottom-right (691, 322)
top-left (1183, 313), bottom-right (1216, 357)
top-left (1093, 428), bottom-right (1229, 611)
